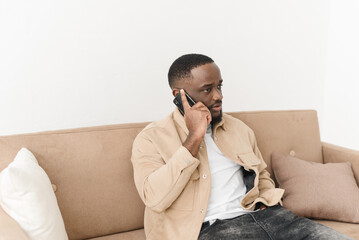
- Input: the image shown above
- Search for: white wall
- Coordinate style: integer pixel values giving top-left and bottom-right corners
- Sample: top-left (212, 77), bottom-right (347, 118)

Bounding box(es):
top-left (5, 0), bottom-right (356, 150)
top-left (0, 0), bottom-right (329, 136)
top-left (321, 0), bottom-right (359, 150)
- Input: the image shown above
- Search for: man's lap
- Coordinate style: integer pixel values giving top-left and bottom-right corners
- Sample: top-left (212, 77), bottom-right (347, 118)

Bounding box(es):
top-left (198, 205), bottom-right (352, 240)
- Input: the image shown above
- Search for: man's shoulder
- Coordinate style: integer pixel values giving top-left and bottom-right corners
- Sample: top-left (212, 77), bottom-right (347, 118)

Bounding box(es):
top-left (136, 112), bottom-right (176, 138)
top-left (222, 113), bottom-right (253, 132)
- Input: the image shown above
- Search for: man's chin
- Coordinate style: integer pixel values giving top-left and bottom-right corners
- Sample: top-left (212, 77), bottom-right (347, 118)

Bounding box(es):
top-left (211, 110), bottom-right (223, 125)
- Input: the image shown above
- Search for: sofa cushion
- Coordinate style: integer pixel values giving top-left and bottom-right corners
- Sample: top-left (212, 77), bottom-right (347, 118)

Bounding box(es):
top-left (0, 148), bottom-right (68, 240)
top-left (0, 123), bottom-right (147, 239)
top-left (88, 228), bottom-right (145, 240)
top-left (272, 152), bottom-right (359, 223)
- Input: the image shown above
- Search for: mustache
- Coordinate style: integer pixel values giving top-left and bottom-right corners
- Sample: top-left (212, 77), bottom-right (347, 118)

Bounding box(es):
top-left (208, 100), bottom-right (222, 109)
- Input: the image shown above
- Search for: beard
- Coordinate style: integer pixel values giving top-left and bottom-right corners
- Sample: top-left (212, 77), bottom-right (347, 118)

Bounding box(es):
top-left (210, 110), bottom-right (223, 126)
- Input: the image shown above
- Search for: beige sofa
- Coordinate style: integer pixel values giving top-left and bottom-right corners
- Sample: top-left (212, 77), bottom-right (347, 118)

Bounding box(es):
top-left (1, 110), bottom-right (359, 240)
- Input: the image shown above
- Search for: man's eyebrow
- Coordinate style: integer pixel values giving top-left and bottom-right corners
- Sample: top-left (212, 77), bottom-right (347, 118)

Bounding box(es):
top-left (200, 83), bottom-right (213, 88)
top-left (200, 79), bottom-right (223, 88)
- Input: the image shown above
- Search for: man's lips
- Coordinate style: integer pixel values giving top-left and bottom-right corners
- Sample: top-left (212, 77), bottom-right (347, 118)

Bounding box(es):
top-left (210, 104), bottom-right (222, 112)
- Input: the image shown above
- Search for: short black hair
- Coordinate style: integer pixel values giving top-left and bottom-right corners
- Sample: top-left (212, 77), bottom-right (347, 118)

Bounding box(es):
top-left (168, 54), bottom-right (214, 88)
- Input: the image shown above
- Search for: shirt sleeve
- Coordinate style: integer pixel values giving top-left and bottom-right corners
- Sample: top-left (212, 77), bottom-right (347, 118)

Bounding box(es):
top-left (131, 133), bottom-right (200, 213)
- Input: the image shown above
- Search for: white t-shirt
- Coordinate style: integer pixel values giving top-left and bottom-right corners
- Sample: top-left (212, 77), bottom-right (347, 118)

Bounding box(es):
top-left (204, 125), bottom-right (254, 222)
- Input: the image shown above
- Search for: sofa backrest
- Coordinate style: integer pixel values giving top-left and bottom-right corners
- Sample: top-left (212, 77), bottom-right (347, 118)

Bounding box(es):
top-left (229, 110), bottom-right (323, 179)
top-left (0, 110), bottom-right (323, 239)
top-left (0, 123), bottom-right (148, 240)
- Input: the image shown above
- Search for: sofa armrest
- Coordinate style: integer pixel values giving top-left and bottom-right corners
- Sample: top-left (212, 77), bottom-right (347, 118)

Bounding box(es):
top-left (0, 206), bottom-right (28, 240)
top-left (322, 142), bottom-right (359, 186)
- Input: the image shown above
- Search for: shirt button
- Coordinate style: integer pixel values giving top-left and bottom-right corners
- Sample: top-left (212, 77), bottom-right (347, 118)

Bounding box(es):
top-left (200, 145), bottom-right (203, 149)
top-left (186, 159), bottom-right (190, 164)
top-left (200, 209), bottom-right (204, 213)
top-left (202, 174), bottom-right (207, 179)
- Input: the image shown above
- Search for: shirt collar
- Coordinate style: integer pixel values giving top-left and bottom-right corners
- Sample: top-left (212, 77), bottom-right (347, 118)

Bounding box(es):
top-left (213, 115), bottom-right (227, 132)
top-left (173, 108), bottom-right (189, 135)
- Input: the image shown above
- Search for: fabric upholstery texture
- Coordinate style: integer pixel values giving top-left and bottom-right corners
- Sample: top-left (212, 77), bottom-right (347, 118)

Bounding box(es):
top-left (322, 142), bottom-right (359, 186)
top-left (88, 229), bottom-right (145, 240)
top-left (0, 110), bottom-right (358, 239)
top-left (0, 124), bottom-right (147, 240)
top-left (0, 206), bottom-right (28, 240)
top-left (272, 152), bottom-right (359, 223)
top-left (0, 148), bottom-right (68, 240)
top-left (228, 110), bottom-right (323, 181)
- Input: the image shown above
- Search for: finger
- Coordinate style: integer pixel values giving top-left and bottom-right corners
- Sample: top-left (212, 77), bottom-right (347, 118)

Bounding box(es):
top-left (206, 114), bottom-right (212, 125)
top-left (192, 102), bottom-right (208, 110)
top-left (180, 89), bottom-right (191, 112)
top-left (196, 104), bottom-right (211, 114)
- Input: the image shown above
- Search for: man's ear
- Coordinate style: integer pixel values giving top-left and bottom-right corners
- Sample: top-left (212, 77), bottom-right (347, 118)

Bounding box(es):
top-left (172, 88), bottom-right (180, 97)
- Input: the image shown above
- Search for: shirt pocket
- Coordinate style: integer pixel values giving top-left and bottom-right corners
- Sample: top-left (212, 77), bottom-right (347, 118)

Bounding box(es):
top-left (236, 152), bottom-right (261, 170)
top-left (169, 169), bottom-right (199, 211)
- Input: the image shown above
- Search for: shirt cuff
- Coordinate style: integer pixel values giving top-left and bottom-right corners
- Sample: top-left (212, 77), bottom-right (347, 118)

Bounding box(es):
top-left (172, 146), bottom-right (200, 172)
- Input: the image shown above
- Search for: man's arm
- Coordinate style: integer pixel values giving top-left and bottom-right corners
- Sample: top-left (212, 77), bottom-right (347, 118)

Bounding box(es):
top-left (131, 89), bottom-right (211, 213)
top-left (131, 135), bottom-right (199, 213)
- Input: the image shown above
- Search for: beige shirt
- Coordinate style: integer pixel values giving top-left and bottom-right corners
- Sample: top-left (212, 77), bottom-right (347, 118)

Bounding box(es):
top-left (131, 109), bottom-right (284, 240)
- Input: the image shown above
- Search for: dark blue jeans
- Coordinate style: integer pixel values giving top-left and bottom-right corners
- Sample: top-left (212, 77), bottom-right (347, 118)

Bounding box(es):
top-left (198, 205), bottom-right (353, 240)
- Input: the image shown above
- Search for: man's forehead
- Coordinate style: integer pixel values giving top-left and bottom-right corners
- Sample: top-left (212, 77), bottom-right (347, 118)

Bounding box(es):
top-left (190, 63), bottom-right (222, 84)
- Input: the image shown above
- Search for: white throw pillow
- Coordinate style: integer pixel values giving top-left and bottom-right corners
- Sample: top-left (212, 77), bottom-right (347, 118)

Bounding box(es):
top-left (0, 148), bottom-right (68, 240)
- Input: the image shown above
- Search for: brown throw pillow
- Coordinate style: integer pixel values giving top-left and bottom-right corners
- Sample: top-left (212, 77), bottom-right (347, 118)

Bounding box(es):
top-left (271, 152), bottom-right (359, 223)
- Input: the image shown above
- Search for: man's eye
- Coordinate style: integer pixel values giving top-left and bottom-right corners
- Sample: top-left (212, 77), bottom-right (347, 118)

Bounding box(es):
top-left (204, 88), bottom-right (211, 93)
top-left (217, 84), bottom-right (223, 90)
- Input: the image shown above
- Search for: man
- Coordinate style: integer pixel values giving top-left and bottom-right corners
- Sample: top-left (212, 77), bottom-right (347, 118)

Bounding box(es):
top-left (131, 54), bottom-right (352, 240)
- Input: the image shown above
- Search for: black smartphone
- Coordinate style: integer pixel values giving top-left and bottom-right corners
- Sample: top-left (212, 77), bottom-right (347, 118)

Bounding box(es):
top-left (173, 91), bottom-right (196, 115)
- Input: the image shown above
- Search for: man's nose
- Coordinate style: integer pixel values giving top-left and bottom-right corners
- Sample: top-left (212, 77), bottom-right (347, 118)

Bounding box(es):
top-left (213, 88), bottom-right (223, 101)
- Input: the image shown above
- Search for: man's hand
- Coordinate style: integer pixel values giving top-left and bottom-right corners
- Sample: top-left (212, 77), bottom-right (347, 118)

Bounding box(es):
top-left (181, 89), bottom-right (211, 157)
top-left (258, 203), bottom-right (267, 210)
